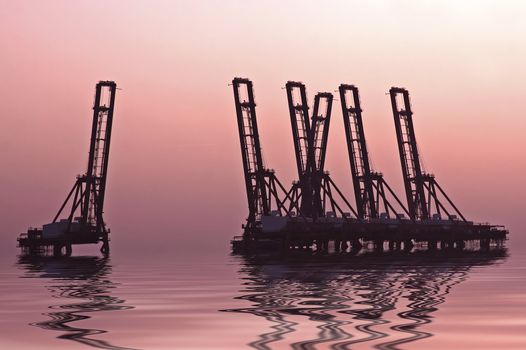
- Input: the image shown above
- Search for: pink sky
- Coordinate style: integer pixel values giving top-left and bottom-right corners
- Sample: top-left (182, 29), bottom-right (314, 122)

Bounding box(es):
top-left (1, 1), bottom-right (525, 254)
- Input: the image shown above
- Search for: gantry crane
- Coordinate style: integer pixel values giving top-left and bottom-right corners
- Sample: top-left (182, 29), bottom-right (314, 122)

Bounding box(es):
top-left (232, 78), bottom-right (299, 238)
top-left (18, 81), bottom-right (117, 256)
top-left (286, 81), bottom-right (358, 221)
top-left (389, 87), bottom-right (467, 222)
top-left (339, 84), bottom-right (410, 221)
top-left (231, 78), bottom-right (507, 253)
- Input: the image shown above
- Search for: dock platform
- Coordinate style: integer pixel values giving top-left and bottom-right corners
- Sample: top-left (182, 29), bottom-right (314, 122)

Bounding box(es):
top-left (232, 219), bottom-right (507, 253)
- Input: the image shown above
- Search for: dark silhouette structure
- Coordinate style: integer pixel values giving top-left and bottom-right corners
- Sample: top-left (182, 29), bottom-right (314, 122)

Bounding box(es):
top-left (286, 81), bottom-right (357, 222)
top-left (233, 78), bottom-right (300, 239)
top-left (232, 78), bottom-right (507, 253)
top-left (390, 87), bottom-right (466, 222)
top-left (339, 84), bottom-right (410, 221)
top-left (18, 81), bottom-right (117, 256)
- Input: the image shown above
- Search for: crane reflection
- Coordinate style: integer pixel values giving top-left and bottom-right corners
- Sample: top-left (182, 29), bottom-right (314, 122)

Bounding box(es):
top-left (17, 256), bottom-right (138, 350)
top-left (223, 249), bottom-right (507, 350)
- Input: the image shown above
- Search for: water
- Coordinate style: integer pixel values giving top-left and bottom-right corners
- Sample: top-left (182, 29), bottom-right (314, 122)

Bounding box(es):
top-left (1, 245), bottom-right (526, 349)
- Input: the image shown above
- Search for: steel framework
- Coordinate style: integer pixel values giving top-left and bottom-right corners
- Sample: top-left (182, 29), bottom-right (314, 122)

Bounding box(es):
top-left (389, 87), bottom-right (466, 222)
top-left (339, 84), bottom-right (410, 221)
top-left (18, 81), bottom-right (117, 256)
top-left (233, 78), bottom-right (298, 237)
top-left (53, 81), bottom-right (116, 253)
top-left (231, 78), bottom-right (507, 253)
top-left (286, 81), bottom-right (358, 221)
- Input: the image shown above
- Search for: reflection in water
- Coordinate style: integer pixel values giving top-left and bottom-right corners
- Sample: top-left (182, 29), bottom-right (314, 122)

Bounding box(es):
top-left (224, 249), bottom-right (507, 350)
top-left (17, 256), bottom-right (138, 350)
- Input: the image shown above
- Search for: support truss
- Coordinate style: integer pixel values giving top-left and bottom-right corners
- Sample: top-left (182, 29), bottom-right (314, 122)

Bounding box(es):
top-left (286, 81), bottom-right (358, 221)
top-left (390, 87), bottom-right (466, 222)
top-left (233, 78), bottom-right (300, 236)
top-left (51, 81), bottom-right (117, 253)
top-left (339, 84), bottom-right (410, 221)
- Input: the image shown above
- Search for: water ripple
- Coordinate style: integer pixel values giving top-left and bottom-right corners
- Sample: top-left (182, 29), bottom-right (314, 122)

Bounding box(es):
top-left (223, 249), bottom-right (507, 350)
top-left (17, 256), bottom-right (139, 350)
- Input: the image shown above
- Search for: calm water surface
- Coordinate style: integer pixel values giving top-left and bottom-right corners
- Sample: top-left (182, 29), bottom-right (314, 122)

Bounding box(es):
top-left (1, 243), bottom-right (525, 349)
